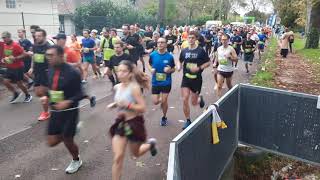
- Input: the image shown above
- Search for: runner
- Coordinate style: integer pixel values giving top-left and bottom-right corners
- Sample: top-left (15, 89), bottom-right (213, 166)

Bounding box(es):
top-left (177, 31), bottom-right (210, 129)
top-left (145, 32), bottom-right (160, 53)
top-left (42, 45), bottom-right (83, 174)
top-left (30, 25), bottom-right (40, 42)
top-left (109, 41), bottom-right (132, 85)
top-left (121, 24), bottom-right (140, 66)
top-left (1, 31), bottom-right (32, 103)
top-left (81, 29), bottom-right (98, 83)
top-left (54, 33), bottom-right (96, 107)
top-left (107, 60), bottom-right (157, 180)
top-left (211, 31), bottom-right (223, 88)
top-left (148, 37), bottom-right (175, 126)
top-left (280, 28), bottom-right (294, 58)
top-left (165, 28), bottom-right (177, 54)
top-left (98, 28), bottom-right (116, 86)
top-left (257, 29), bottom-right (268, 60)
top-left (216, 34), bottom-right (238, 98)
top-left (17, 28), bottom-right (34, 89)
top-left (91, 29), bottom-right (102, 78)
top-left (30, 28), bottom-right (51, 121)
top-left (242, 32), bottom-right (256, 73)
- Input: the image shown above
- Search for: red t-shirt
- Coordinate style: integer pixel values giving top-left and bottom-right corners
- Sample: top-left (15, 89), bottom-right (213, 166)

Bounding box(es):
top-left (3, 41), bottom-right (24, 69)
top-left (64, 47), bottom-right (79, 63)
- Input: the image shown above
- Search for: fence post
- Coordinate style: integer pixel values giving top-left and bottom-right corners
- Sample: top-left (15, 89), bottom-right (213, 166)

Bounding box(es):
top-left (21, 12), bottom-right (25, 30)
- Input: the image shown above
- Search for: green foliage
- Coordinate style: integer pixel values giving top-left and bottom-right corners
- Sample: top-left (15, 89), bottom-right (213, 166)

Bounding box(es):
top-left (73, 0), bottom-right (157, 33)
top-left (305, 28), bottom-right (320, 49)
top-left (245, 10), bottom-right (267, 24)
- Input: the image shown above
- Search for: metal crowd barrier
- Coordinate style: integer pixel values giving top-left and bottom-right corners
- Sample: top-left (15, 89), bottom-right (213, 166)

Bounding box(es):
top-left (167, 84), bottom-right (320, 180)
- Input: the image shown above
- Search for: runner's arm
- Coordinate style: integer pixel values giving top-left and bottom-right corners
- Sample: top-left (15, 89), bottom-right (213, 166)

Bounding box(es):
top-left (129, 85), bottom-right (147, 113)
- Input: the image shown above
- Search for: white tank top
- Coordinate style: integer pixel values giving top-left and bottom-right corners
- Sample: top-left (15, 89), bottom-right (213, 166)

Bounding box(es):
top-left (217, 45), bottom-right (234, 72)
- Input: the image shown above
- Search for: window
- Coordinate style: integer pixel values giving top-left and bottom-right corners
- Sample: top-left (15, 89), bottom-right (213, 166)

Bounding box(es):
top-left (6, 0), bottom-right (16, 9)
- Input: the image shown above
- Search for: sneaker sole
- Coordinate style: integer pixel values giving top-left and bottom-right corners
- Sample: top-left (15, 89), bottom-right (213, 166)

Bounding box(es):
top-left (66, 163), bottom-right (82, 174)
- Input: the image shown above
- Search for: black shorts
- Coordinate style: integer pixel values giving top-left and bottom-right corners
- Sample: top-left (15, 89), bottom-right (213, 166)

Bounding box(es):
top-left (181, 77), bottom-right (202, 94)
top-left (4, 68), bottom-right (24, 83)
top-left (48, 109), bottom-right (79, 137)
top-left (104, 60), bottom-right (111, 67)
top-left (280, 49), bottom-right (288, 58)
top-left (244, 53), bottom-right (254, 62)
top-left (218, 71), bottom-right (233, 78)
top-left (152, 85), bottom-right (171, 94)
top-left (34, 71), bottom-right (48, 87)
top-left (23, 58), bottom-right (32, 73)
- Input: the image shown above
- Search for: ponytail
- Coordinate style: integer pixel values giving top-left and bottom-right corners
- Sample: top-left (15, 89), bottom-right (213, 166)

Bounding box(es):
top-left (119, 60), bottom-right (150, 89)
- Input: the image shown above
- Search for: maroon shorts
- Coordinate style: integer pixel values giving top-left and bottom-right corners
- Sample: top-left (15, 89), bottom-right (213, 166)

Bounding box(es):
top-left (109, 115), bottom-right (147, 142)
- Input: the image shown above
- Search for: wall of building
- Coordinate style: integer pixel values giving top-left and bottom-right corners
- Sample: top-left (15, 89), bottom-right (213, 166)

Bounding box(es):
top-left (0, 0), bottom-right (59, 40)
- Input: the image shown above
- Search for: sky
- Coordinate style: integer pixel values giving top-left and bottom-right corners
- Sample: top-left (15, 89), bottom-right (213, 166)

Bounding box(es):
top-left (232, 0), bottom-right (275, 16)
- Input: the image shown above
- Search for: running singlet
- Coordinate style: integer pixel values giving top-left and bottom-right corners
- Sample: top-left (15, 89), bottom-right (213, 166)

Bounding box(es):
top-left (149, 51), bottom-right (175, 87)
top-left (217, 45), bottom-right (234, 73)
top-left (179, 46), bottom-right (209, 80)
top-left (101, 37), bottom-right (116, 61)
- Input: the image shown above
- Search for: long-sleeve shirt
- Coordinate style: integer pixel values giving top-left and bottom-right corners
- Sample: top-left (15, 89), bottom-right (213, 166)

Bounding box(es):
top-left (48, 63), bottom-right (83, 108)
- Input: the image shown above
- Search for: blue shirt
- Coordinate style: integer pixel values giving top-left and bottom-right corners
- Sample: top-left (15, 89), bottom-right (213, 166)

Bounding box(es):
top-left (258, 34), bottom-right (267, 42)
top-left (81, 38), bottom-right (95, 58)
top-left (149, 51), bottom-right (175, 87)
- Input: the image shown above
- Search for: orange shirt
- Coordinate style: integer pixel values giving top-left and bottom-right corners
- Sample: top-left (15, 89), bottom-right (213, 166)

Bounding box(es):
top-left (68, 41), bottom-right (82, 60)
top-left (64, 47), bottom-right (79, 63)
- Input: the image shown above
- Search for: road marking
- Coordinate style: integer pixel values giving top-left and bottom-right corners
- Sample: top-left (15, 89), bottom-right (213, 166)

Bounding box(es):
top-left (0, 126), bottom-right (32, 141)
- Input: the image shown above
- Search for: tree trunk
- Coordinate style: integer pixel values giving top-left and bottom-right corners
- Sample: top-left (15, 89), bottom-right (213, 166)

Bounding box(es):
top-left (305, 0), bottom-right (320, 49)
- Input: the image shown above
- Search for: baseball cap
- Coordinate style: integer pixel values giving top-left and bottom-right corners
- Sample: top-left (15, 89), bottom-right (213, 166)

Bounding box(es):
top-left (53, 33), bottom-right (66, 40)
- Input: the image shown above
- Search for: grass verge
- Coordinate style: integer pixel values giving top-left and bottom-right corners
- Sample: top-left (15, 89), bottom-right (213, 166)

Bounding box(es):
top-left (250, 37), bottom-right (278, 87)
top-left (293, 37), bottom-right (320, 83)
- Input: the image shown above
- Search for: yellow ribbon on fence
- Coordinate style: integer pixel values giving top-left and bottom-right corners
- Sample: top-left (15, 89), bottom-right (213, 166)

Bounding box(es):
top-left (208, 105), bottom-right (227, 144)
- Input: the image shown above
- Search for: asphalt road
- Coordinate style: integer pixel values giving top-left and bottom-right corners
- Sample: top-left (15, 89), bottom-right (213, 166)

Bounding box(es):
top-left (0, 50), bottom-right (258, 180)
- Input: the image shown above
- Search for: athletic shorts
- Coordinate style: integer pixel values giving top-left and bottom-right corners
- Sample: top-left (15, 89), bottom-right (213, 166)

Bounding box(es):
top-left (281, 49), bottom-right (288, 58)
top-left (104, 60), bottom-right (111, 67)
top-left (95, 56), bottom-right (102, 65)
top-left (48, 109), bottom-right (79, 137)
top-left (4, 68), bottom-right (24, 83)
top-left (24, 58), bottom-right (32, 73)
top-left (218, 71), bottom-right (233, 78)
top-left (181, 77), bottom-right (202, 94)
top-left (244, 53), bottom-right (254, 63)
top-left (152, 85), bottom-right (171, 94)
top-left (110, 115), bottom-right (146, 142)
top-left (167, 47), bottom-right (174, 53)
top-left (83, 56), bottom-right (95, 64)
top-left (258, 44), bottom-right (265, 50)
top-left (34, 71), bottom-right (48, 87)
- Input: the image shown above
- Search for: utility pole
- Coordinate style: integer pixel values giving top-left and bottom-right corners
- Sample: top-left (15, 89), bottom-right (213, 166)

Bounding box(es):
top-left (159, 0), bottom-right (165, 26)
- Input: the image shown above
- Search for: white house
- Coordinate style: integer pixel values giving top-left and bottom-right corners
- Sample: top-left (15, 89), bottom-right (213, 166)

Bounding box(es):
top-left (0, 0), bottom-right (60, 40)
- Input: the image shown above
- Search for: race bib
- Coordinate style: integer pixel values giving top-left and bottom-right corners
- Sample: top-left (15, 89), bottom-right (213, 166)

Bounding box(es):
top-left (34, 53), bottom-right (45, 63)
top-left (232, 44), bottom-right (237, 48)
top-left (245, 49), bottom-right (253, 53)
top-left (186, 63), bottom-right (197, 70)
top-left (49, 90), bottom-right (64, 103)
top-left (258, 41), bottom-right (265, 45)
top-left (168, 40), bottom-right (173, 44)
top-left (156, 73), bottom-right (167, 81)
top-left (4, 49), bottom-right (13, 56)
top-left (219, 59), bottom-right (228, 65)
top-left (185, 73), bottom-right (197, 79)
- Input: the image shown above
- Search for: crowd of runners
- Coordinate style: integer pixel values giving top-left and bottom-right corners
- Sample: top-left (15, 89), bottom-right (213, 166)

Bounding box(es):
top-left (0, 22), bottom-right (293, 179)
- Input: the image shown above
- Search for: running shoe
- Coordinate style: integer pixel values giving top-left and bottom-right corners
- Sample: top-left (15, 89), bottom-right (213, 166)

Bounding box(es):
top-left (199, 95), bottom-right (205, 108)
top-left (160, 117), bottom-right (168, 126)
top-left (38, 111), bottom-right (50, 121)
top-left (147, 138), bottom-right (157, 156)
top-left (182, 119), bottom-right (192, 130)
top-left (9, 92), bottom-right (20, 104)
top-left (65, 158), bottom-right (82, 174)
top-left (90, 96), bottom-right (96, 107)
top-left (23, 94), bottom-right (33, 103)
top-left (81, 80), bottom-right (87, 84)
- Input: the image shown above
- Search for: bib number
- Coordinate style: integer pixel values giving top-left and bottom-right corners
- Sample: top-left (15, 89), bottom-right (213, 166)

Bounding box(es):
top-left (156, 73), bottom-right (167, 81)
top-left (185, 73), bottom-right (197, 79)
top-left (219, 59), bottom-right (228, 65)
top-left (34, 53), bottom-right (45, 63)
top-left (50, 90), bottom-right (64, 103)
top-left (186, 63), bottom-right (197, 70)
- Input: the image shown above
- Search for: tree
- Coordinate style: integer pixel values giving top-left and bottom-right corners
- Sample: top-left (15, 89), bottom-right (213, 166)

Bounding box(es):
top-left (305, 0), bottom-right (320, 48)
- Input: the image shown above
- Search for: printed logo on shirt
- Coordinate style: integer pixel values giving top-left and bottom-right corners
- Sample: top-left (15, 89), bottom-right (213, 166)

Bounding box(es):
top-left (185, 52), bottom-right (198, 59)
top-left (4, 49), bottom-right (13, 56)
